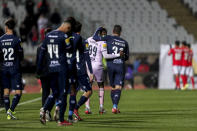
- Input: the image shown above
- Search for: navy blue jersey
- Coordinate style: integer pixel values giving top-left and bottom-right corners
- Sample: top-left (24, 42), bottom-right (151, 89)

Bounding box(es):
top-left (66, 32), bottom-right (82, 69)
top-left (105, 35), bottom-right (129, 65)
top-left (76, 39), bottom-right (93, 76)
top-left (37, 30), bottom-right (71, 73)
top-left (0, 34), bottom-right (23, 72)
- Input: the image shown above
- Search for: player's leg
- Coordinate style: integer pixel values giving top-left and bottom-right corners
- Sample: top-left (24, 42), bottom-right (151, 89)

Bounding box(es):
top-left (180, 66), bottom-right (187, 89)
top-left (7, 72), bottom-right (22, 120)
top-left (189, 67), bottom-right (195, 89)
top-left (107, 67), bottom-right (116, 110)
top-left (41, 76), bottom-right (53, 121)
top-left (40, 73), bottom-right (58, 124)
top-left (68, 84), bottom-right (77, 122)
top-left (111, 67), bottom-right (124, 114)
top-left (173, 66), bottom-right (180, 89)
top-left (74, 74), bottom-right (92, 120)
top-left (97, 82), bottom-right (105, 114)
top-left (57, 72), bottom-right (72, 126)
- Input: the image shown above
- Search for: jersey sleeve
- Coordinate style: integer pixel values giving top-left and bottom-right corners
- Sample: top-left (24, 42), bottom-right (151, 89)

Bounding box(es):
top-left (16, 38), bottom-right (24, 61)
top-left (64, 34), bottom-right (72, 50)
top-left (37, 39), bottom-right (47, 72)
top-left (168, 49), bottom-right (173, 55)
top-left (124, 41), bottom-right (129, 61)
top-left (101, 41), bottom-right (120, 59)
top-left (84, 40), bottom-right (93, 74)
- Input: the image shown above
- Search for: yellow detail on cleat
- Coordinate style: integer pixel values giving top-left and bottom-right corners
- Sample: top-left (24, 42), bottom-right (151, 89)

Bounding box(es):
top-left (7, 115), bottom-right (11, 120)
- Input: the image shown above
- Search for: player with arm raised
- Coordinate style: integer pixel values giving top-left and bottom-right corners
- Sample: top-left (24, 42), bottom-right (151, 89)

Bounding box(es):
top-left (37, 20), bottom-right (72, 126)
top-left (0, 18), bottom-right (24, 120)
top-left (85, 27), bottom-right (124, 114)
top-left (104, 25), bottom-right (129, 113)
top-left (168, 41), bottom-right (182, 90)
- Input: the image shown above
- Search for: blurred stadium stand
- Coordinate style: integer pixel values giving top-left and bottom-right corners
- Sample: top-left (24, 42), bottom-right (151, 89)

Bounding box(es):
top-left (0, 0), bottom-right (196, 54)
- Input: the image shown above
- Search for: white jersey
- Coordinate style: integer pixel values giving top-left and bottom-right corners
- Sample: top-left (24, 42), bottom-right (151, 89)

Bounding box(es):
top-left (87, 37), bottom-right (106, 68)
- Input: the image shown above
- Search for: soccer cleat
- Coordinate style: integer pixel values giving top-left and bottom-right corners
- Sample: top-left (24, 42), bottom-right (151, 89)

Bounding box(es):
top-left (46, 110), bottom-right (52, 121)
top-left (40, 108), bottom-right (46, 125)
top-left (58, 120), bottom-right (72, 126)
top-left (112, 108), bottom-right (117, 114)
top-left (53, 106), bottom-right (59, 122)
top-left (68, 117), bottom-right (78, 123)
top-left (99, 107), bottom-right (106, 114)
top-left (74, 109), bottom-right (82, 121)
top-left (85, 108), bottom-right (92, 114)
top-left (112, 108), bottom-right (120, 114)
top-left (182, 84), bottom-right (189, 90)
top-left (7, 109), bottom-right (17, 120)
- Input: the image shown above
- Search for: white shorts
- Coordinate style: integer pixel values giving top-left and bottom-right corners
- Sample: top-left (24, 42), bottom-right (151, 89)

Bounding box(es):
top-left (186, 66), bottom-right (194, 77)
top-left (172, 66), bottom-right (181, 75)
top-left (180, 66), bottom-right (187, 75)
top-left (87, 63), bottom-right (104, 83)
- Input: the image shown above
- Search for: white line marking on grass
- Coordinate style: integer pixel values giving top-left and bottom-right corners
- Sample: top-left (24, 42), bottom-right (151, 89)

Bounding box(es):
top-left (0, 97), bottom-right (41, 112)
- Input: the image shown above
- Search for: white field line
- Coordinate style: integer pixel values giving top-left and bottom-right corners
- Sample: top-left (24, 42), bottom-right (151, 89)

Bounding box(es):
top-left (0, 97), bottom-right (41, 112)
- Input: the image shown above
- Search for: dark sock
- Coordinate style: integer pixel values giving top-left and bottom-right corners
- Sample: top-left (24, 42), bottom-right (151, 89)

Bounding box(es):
top-left (111, 90), bottom-right (115, 105)
top-left (3, 95), bottom-right (10, 112)
top-left (43, 95), bottom-right (55, 111)
top-left (113, 90), bottom-right (121, 106)
top-left (75, 96), bottom-right (88, 110)
top-left (10, 94), bottom-right (21, 112)
top-left (59, 93), bottom-right (67, 122)
top-left (68, 95), bottom-right (76, 118)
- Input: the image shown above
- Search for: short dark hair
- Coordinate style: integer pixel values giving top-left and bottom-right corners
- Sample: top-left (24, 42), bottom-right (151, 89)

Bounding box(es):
top-left (65, 17), bottom-right (76, 32)
top-left (5, 18), bottom-right (16, 30)
top-left (187, 43), bottom-right (191, 48)
top-left (175, 40), bottom-right (180, 46)
top-left (182, 41), bottom-right (187, 46)
top-left (113, 25), bottom-right (122, 35)
top-left (44, 28), bottom-right (52, 35)
top-left (74, 21), bottom-right (82, 33)
top-left (101, 28), bottom-right (107, 34)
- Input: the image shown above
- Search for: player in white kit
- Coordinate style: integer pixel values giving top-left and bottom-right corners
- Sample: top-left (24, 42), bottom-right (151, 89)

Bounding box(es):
top-left (85, 27), bottom-right (124, 114)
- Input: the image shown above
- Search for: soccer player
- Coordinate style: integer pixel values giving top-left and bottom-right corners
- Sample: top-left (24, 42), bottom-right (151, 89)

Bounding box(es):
top-left (37, 20), bottom-right (72, 126)
top-left (104, 25), bottom-right (129, 113)
top-left (85, 27), bottom-right (122, 114)
top-left (186, 43), bottom-right (195, 89)
top-left (36, 28), bottom-right (53, 121)
top-left (180, 41), bottom-right (190, 90)
top-left (168, 41), bottom-right (182, 89)
top-left (0, 18), bottom-right (24, 119)
top-left (68, 20), bottom-right (94, 121)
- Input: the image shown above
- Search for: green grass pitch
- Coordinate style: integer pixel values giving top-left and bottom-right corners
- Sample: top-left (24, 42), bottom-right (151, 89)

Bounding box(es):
top-left (0, 90), bottom-right (197, 131)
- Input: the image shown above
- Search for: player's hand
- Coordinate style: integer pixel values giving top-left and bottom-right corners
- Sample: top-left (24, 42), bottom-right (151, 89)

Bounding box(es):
top-left (89, 74), bottom-right (94, 83)
top-left (119, 51), bottom-right (124, 58)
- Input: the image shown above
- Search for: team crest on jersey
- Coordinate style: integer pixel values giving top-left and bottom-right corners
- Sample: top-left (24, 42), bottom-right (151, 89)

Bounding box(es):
top-left (103, 43), bottom-right (107, 48)
top-left (86, 43), bottom-right (89, 49)
top-left (65, 36), bottom-right (73, 45)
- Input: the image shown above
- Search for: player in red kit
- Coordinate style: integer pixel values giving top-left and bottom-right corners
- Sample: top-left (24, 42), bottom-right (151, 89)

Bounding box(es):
top-left (168, 41), bottom-right (182, 89)
top-left (186, 44), bottom-right (195, 89)
top-left (180, 41), bottom-right (190, 90)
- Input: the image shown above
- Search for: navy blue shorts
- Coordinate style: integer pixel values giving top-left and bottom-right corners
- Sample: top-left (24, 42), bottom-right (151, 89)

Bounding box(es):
top-left (68, 63), bottom-right (77, 85)
top-left (47, 71), bottom-right (69, 98)
top-left (107, 64), bottom-right (125, 87)
top-left (1, 70), bottom-right (22, 90)
top-left (77, 74), bottom-right (92, 92)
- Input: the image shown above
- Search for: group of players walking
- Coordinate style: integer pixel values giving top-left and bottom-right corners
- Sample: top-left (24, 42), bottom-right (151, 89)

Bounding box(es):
top-left (168, 41), bottom-right (195, 90)
top-left (0, 17), bottom-right (129, 126)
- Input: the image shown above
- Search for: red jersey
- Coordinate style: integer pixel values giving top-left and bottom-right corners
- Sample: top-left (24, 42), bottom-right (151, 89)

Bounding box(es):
top-left (181, 47), bottom-right (190, 66)
top-left (188, 49), bottom-right (193, 66)
top-left (168, 47), bottom-right (182, 66)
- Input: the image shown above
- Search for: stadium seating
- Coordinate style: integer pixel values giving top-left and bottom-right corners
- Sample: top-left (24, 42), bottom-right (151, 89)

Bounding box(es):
top-left (183, 0), bottom-right (197, 14)
top-left (54, 0), bottom-right (194, 53)
top-left (0, 0), bottom-right (195, 53)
